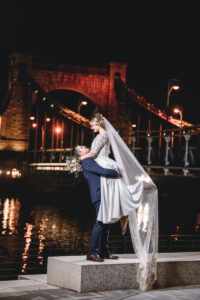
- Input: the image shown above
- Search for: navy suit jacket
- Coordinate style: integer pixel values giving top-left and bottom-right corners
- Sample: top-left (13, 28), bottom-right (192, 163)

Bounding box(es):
top-left (81, 158), bottom-right (118, 204)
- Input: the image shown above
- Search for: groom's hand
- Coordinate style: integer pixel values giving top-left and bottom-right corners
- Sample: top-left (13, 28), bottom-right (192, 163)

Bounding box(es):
top-left (80, 153), bottom-right (94, 160)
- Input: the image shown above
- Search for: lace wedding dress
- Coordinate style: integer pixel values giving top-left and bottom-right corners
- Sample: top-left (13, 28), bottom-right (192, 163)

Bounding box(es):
top-left (91, 131), bottom-right (144, 224)
top-left (90, 119), bottom-right (158, 291)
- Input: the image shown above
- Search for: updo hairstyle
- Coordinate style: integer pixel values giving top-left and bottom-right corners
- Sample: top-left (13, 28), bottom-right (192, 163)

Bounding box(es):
top-left (90, 113), bottom-right (106, 129)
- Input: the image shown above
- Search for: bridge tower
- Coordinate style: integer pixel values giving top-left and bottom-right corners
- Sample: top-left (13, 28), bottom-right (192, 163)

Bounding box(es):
top-left (0, 53), bottom-right (33, 166)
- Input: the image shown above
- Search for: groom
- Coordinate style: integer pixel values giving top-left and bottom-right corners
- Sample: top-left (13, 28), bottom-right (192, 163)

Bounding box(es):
top-left (75, 145), bottom-right (119, 262)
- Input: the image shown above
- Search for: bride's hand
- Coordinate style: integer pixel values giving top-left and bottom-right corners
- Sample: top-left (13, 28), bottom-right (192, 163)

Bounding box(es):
top-left (118, 168), bottom-right (123, 178)
top-left (118, 171), bottom-right (122, 178)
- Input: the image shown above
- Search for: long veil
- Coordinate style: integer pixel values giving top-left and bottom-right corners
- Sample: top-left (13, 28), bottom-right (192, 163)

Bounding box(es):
top-left (103, 117), bottom-right (159, 291)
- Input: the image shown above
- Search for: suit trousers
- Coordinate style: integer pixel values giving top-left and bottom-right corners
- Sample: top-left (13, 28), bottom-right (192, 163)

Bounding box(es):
top-left (88, 201), bottom-right (111, 255)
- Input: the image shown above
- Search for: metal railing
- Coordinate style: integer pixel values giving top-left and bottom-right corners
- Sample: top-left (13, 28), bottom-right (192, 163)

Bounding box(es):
top-left (28, 126), bottom-right (200, 176)
top-left (109, 234), bottom-right (200, 253)
top-left (130, 126), bottom-right (200, 176)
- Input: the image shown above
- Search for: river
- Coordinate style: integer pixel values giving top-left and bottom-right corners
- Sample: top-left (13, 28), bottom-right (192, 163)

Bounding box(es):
top-left (0, 174), bottom-right (200, 280)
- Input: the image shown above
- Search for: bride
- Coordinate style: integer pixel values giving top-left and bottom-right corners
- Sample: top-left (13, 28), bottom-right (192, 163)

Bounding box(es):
top-left (85, 115), bottom-right (144, 227)
top-left (82, 113), bottom-right (159, 291)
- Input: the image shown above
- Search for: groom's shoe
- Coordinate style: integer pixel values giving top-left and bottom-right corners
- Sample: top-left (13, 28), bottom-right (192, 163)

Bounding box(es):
top-left (87, 254), bottom-right (104, 262)
top-left (99, 253), bottom-right (119, 259)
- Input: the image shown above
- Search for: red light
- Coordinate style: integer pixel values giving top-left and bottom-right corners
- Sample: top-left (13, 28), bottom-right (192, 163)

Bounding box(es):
top-left (32, 123), bottom-right (37, 128)
top-left (46, 118), bottom-right (51, 122)
top-left (55, 127), bottom-right (61, 134)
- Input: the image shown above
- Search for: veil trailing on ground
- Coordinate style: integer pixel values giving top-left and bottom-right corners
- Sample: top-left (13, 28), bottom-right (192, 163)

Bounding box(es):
top-left (103, 117), bottom-right (158, 291)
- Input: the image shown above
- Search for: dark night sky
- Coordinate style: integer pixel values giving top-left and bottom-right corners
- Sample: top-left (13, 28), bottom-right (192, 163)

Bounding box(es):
top-left (1, 1), bottom-right (200, 124)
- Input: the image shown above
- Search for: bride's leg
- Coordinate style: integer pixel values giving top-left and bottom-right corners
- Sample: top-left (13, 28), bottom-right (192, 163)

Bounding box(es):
top-left (120, 216), bottom-right (129, 235)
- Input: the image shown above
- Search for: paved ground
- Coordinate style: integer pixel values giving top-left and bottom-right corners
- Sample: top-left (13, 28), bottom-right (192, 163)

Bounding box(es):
top-left (0, 275), bottom-right (200, 299)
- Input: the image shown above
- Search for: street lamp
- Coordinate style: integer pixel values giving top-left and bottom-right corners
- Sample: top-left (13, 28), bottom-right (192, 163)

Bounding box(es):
top-left (78, 100), bottom-right (88, 115)
top-left (166, 78), bottom-right (180, 109)
top-left (173, 107), bottom-right (183, 146)
top-left (55, 127), bottom-right (61, 134)
top-left (55, 126), bottom-right (62, 149)
top-left (173, 107), bottom-right (183, 127)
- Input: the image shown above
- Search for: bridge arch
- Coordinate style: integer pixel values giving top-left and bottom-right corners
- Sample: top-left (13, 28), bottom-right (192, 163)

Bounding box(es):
top-left (31, 88), bottom-right (101, 121)
top-left (31, 68), bottom-right (109, 114)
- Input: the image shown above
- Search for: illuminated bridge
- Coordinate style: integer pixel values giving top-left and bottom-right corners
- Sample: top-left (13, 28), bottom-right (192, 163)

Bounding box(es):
top-left (0, 53), bottom-right (199, 176)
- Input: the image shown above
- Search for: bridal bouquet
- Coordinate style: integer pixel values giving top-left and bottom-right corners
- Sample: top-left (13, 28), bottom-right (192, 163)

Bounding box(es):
top-left (65, 156), bottom-right (82, 178)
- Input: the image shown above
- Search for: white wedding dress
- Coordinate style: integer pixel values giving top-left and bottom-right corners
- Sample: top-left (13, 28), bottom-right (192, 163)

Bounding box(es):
top-left (90, 123), bottom-right (158, 291)
top-left (91, 131), bottom-right (144, 223)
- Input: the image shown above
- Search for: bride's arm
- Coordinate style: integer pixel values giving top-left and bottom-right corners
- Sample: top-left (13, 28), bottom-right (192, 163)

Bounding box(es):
top-left (90, 132), bottom-right (108, 158)
top-left (81, 132), bottom-right (108, 160)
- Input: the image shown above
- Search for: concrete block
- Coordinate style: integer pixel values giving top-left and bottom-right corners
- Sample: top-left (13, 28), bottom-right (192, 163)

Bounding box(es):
top-left (47, 252), bottom-right (200, 293)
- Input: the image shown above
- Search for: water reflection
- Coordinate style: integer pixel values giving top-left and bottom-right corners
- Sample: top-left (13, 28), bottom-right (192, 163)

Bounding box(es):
top-left (21, 223), bottom-right (34, 273)
top-left (1, 198), bottom-right (20, 235)
top-left (38, 219), bottom-right (45, 266)
top-left (0, 195), bottom-right (93, 276)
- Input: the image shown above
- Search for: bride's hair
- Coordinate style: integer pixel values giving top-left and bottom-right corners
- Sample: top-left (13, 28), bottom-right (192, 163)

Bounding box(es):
top-left (90, 113), bottom-right (106, 129)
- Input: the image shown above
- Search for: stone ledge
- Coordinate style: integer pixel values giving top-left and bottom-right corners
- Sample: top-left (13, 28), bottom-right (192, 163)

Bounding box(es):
top-left (47, 252), bottom-right (200, 292)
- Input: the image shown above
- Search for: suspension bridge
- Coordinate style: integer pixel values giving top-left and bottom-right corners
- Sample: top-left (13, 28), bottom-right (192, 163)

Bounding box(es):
top-left (0, 53), bottom-right (199, 177)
